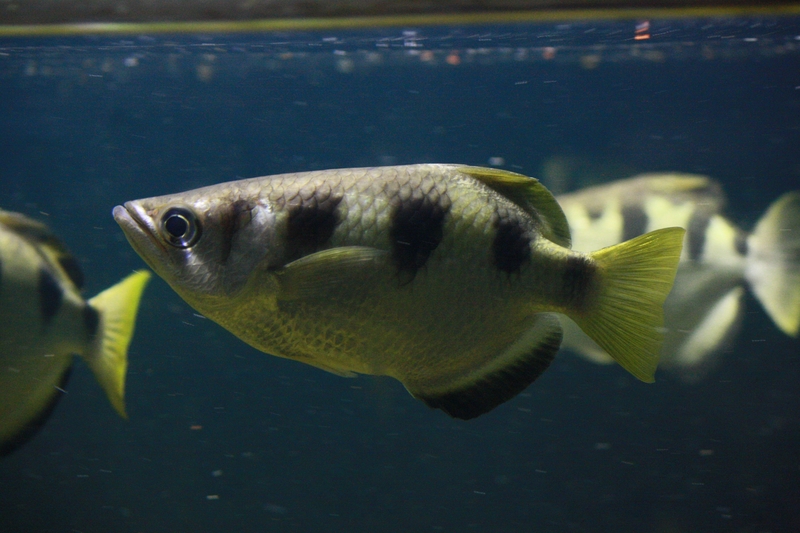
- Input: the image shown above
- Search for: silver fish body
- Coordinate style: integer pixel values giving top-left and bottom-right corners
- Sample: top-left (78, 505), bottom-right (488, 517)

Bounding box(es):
top-left (0, 209), bottom-right (149, 455)
top-left (114, 164), bottom-right (684, 419)
top-left (556, 173), bottom-right (800, 380)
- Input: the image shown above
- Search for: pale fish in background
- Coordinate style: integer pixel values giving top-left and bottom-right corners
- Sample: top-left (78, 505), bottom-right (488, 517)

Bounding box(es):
top-left (556, 173), bottom-right (800, 381)
top-left (114, 164), bottom-right (684, 420)
top-left (0, 209), bottom-right (150, 455)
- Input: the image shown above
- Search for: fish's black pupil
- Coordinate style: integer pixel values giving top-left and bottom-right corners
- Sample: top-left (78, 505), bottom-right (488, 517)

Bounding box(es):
top-left (165, 214), bottom-right (189, 238)
top-left (161, 207), bottom-right (200, 248)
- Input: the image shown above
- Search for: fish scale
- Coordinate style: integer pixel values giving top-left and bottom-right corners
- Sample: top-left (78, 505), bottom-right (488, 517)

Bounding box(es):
top-left (115, 164), bottom-right (684, 419)
top-left (240, 228), bottom-right (520, 380)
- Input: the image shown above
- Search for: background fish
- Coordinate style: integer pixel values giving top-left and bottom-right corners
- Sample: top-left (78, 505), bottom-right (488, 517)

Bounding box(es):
top-left (114, 164), bottom-right (683, 419)
top-left (0, 209), bottom-right (150, 455)
top-left (556, 173), bottom-right (800, 380)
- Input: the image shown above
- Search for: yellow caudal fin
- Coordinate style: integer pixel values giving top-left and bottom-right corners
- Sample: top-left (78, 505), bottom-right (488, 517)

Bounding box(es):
top-left (83, 271), bottom-right (151, 418)
top-left (571, 228), bottom-right (685, 382)
top-left (746, 192), bottom-right (800, 337)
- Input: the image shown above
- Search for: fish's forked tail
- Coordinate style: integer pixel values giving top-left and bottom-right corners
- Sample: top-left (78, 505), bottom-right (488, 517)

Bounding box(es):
top-left (83, 271), bottom-right (151, 418)
top-left (570, 228), bottom-right (685, 382)
top-left (746, 191), bottom-right (800, 337)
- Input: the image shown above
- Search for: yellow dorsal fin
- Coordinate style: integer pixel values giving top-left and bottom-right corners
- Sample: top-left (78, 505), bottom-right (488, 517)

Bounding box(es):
top-left (457, 166), bottom-right (571, 248)
top-left (559, 173), bottom-right (727, 216)
top-left (622, 173), bottom-right (726, 208)
top-left (633, 173), bottom-right (716, 193)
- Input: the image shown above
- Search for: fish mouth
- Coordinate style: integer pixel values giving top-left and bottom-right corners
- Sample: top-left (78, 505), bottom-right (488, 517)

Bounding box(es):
top-left (113, 202), bottom-right (167, 265)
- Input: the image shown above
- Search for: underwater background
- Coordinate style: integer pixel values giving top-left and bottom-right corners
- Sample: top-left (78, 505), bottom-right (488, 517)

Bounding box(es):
top-left (1, 15), bottom-right (799, 533)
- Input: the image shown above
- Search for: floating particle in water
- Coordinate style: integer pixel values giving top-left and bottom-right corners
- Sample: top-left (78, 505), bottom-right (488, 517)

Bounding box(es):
top-left (542, 47), bottom-right (556, 60)
top-left (364, 51), bottom-right (383, 65)
top-left (581, 54), bottom-right (601, 70)
top-left (211, 469), bottom-right (223, 477)
top-left (379, 154), bottom-right (398, 166)
top-left (336, 57), bottom-right (355, 73)
top-left (264, 503), bottom-right (288, 515)
top-left (446, 52), bottom-right (461, 65)
top-left (488, 156), bottom-right (505, 166)
top-left (124, 56), bottom-right (139, 67)
top-left (196, 64), bottom-right (214, 82)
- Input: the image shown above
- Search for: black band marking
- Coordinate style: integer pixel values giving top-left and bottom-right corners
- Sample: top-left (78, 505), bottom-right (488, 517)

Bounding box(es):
top-left (218, 199), bottom-right (255, 264)
top-left (83, 304), bottom-right (100, 338)
top-left (621, 204), bottom-right (648, 242)
top-left (492, 209), bottom-right (531, 274)
top-left (562, 254), bottom-right (593, 309)
top-left (587, 204), bottom-right (604, 221)
top-left (734, 229), bottom-right (749, 257)
top-left (284, 190), bottom-right (343, 262)
top-left (57, 255), bottom-right (84, 290)
top-left (390, 190), bottom-right (450, 282)
top-left (686, 209), bottom-right (713, 262)
top-left (39, 268), bottom-right (63, 324)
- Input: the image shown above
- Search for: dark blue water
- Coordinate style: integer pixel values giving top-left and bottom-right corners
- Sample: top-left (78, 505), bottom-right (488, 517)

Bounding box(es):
top-left (1, 17), bottom-right (798, 533)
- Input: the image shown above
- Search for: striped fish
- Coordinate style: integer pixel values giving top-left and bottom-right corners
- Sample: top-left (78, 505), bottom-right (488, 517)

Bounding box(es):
top-left (0, 209), bottom-right (149, 455)
top-left (114, 165), bottom-right (684, 419)
top-left (556, 173), bottom-right (800, 380)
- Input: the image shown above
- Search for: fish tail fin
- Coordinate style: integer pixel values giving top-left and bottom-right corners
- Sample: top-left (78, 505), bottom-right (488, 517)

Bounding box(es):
top-left (746, 191), bottom-right (800, 336)
top-left (83, 271), bottom-right (151, 418)
top-left (570, 228), bottom-right (685, 382)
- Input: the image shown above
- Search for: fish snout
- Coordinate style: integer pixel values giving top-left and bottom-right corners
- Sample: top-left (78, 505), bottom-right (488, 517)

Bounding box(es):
top-left (112, 202), bottom-right (168, 261)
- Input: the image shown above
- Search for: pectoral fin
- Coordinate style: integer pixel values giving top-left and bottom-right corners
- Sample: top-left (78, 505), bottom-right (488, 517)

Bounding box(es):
top-left (276, 246), bottom-right (390, 301)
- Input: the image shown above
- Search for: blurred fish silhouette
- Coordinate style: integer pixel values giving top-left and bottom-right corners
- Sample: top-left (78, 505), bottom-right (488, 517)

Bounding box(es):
top-left (114, 164), bottom-right (684, 419)
top-left (556, 173), bottom-right (800, 381)
top-left (0, 209), bottom-right (149, 455)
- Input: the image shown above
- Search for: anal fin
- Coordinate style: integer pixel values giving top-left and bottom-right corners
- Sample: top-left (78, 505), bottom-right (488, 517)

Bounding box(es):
top-left (1, 365), bottom-right (72, 457)
top-left (410, 314), bottom-right (563, 420)
top-left (673, 286), bottom-right (744, 372)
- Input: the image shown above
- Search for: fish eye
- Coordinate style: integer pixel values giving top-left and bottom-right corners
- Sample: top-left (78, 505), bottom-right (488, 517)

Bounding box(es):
top-left (160, 207), bottom-right (201, 248)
